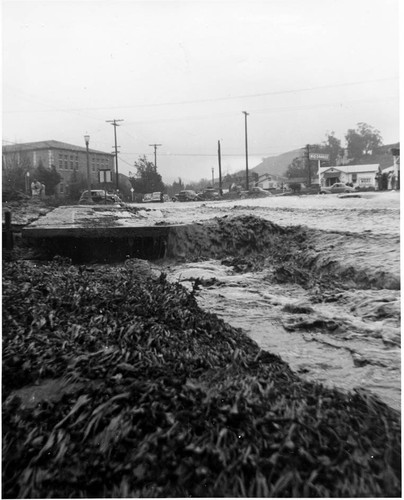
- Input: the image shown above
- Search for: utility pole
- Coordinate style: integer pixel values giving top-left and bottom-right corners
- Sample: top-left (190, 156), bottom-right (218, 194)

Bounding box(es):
top-left (106, 119), bottom-right (124, 190)
top-left (149, 143), bottom-right (162, 170)
top-left (211, 167), bottom-right (214, 186)
top-left (217, 140), bottom-right (223, 195)
top-left (242, 111), bottom-right (249, 190)
top-left (84, 134), bottom-right (92, 203)
top-left (305, 144), bottom-right (311, 187)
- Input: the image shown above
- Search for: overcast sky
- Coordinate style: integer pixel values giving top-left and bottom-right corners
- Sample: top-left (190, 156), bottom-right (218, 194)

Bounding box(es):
top-left (2, 0), bottom-right (400, 183)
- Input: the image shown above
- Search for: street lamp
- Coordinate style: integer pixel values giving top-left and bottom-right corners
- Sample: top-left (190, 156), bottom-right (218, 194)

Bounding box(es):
top-left (25, 171), bottom-right (30, 195)
top-left (84, 134), bottom-right (92, 202)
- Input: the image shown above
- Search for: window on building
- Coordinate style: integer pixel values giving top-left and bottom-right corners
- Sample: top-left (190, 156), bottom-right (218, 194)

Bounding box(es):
top-left (70, 161), bottom-right (74, 170)
top-left (59, 159), bottom-right (63, 169)
top-left (352, 174), bottom-right (357, 182)
top-left (60, 184), bottom-right (64, 193)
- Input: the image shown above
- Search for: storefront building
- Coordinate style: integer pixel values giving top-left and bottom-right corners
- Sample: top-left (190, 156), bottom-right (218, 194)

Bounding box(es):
top-left (318, 164), bottom-right (381, 189)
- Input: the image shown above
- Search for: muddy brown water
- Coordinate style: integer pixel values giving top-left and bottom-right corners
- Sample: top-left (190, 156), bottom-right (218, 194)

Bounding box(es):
top-left (156, 192), bottom-right (400, 410)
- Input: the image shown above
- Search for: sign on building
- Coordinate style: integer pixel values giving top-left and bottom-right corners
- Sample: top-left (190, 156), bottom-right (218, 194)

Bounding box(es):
top-left (99, 169), bottom-right (112, 183)
top-left (309, 153), bottom-right (330, 161)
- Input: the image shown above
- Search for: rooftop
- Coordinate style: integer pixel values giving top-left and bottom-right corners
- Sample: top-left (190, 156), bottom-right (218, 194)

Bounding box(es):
top-left (319, 164), bottom-right (380, 174)
top-left (2, 140), bottom-right (113, 156)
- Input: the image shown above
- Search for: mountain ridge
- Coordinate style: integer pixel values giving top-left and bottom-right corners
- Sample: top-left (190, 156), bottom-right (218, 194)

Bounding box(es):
top-left (250, 149), bottom-right (303, 178)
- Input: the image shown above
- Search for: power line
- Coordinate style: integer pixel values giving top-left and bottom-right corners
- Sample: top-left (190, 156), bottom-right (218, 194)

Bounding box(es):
top-left (118, 157), bottom-right (133, 168)
top-left (4, 95), bottom-right (398, 126)
top-left (73, 77), bottom-right (399, 109)
top-left (119, 152), bottom-right (291, 157)
top-left (112, 95), bottom-right (399, 126)
top-left (5, 77), bottom-right (396, 114)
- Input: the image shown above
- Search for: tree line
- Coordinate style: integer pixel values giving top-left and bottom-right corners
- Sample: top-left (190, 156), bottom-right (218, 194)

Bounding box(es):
top-left (285, 122), bottom-right (383, 179)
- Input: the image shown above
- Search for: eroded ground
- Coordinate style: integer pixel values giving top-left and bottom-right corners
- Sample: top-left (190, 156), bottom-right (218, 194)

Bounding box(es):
top-left (154, 192), bottom-right (400, 409)
top-left (4, 191), bottom-right (401, 409)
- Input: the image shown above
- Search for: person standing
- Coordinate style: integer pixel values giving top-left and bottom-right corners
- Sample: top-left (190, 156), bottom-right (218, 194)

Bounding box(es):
top-left (31, 179), bottom-right (42, 197)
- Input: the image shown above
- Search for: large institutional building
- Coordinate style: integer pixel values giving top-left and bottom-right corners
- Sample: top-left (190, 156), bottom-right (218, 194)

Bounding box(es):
top-left (2, 140), bottom-right (115, 196)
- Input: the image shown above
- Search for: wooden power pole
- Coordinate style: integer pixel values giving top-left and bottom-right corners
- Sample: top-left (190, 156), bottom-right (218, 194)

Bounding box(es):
top-left (149, 143), bottom-right (162, 170)
top-left (243, 111), bottom-right (249, 190)
top-left (106, 119), bottom-right (124, 190)
top-left (218, 140), bottom-right (223, 195)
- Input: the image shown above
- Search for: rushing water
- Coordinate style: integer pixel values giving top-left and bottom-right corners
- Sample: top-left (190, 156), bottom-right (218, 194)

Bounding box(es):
top-left (165, 261), bottom-right (400, 410)
top-left (156, 192), bottom-right (401, 410)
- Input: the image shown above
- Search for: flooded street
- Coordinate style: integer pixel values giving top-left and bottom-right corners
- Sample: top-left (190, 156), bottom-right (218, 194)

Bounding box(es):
top-left (166, 260), bottom-right (400, 410)
top-left (142, 191), bottom-right (400, 410)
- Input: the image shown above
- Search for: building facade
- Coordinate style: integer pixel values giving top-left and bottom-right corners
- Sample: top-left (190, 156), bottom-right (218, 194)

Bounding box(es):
top-left (2, 140), bottom-right (115, 197)
top-left (257, 173), bottom-right (288, 190)
top-left (318, 164), bottom-right (381, 189)
top-left (383, 148), bottom-right (400, 190)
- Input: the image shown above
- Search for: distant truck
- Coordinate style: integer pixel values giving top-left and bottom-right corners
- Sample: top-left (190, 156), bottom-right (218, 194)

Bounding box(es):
top-left (142, 192), bottom-right (164, 203)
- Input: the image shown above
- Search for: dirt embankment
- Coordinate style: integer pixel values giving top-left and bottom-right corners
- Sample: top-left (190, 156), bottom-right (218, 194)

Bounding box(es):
top-left (166, 215), bottom-right (399, 290)
top-left (2, 198), bottom-right (54, 226)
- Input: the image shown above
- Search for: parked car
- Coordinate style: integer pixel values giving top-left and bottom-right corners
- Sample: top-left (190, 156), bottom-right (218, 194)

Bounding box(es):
top-left (320, 183), bottom-right (356, 194)
top-left (79, 190), bottom-right (123, 204)
top-left (200, 187), bottom-right (220, 200)
top-left (177, 190), bottom-right (200, 202)
top-left (249, 187), bottom-right (272, 196)
top-left (240, 186), bottom-right (272, 198)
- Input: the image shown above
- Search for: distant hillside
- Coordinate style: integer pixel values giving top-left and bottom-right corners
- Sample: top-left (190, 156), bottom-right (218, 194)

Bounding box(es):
top-left (250, 149), bottom-right (303, 178)
top-left (250, 142), bottom-right (399, 177)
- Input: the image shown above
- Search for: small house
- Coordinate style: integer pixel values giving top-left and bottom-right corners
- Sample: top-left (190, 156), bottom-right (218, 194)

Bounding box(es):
top-left (257, 173), bottom-right (288, 190)
top-left (318, 164), bottom-right (381, 189)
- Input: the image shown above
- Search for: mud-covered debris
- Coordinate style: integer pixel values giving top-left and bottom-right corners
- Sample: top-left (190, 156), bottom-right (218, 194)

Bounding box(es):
top-left (2, 260), bottom-right (401, 498)
top-left (282, 302), bottom-right (315, 314)
top-left (283, 317), bottom-right (340, 332)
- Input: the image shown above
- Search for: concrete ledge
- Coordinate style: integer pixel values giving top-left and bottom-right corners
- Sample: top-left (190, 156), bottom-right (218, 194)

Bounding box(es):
top-left (22, 225), bottom-right (174, 239)
top-left (20, 205), bottom-right (187, 262)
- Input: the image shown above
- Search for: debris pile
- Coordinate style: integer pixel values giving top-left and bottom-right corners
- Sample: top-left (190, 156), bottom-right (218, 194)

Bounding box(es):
top-left (2, 259), bottom-right (401, 498)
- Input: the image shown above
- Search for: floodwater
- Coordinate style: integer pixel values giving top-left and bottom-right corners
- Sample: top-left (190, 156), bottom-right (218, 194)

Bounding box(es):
top-left (144, 191), bottom-right (401, 410)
